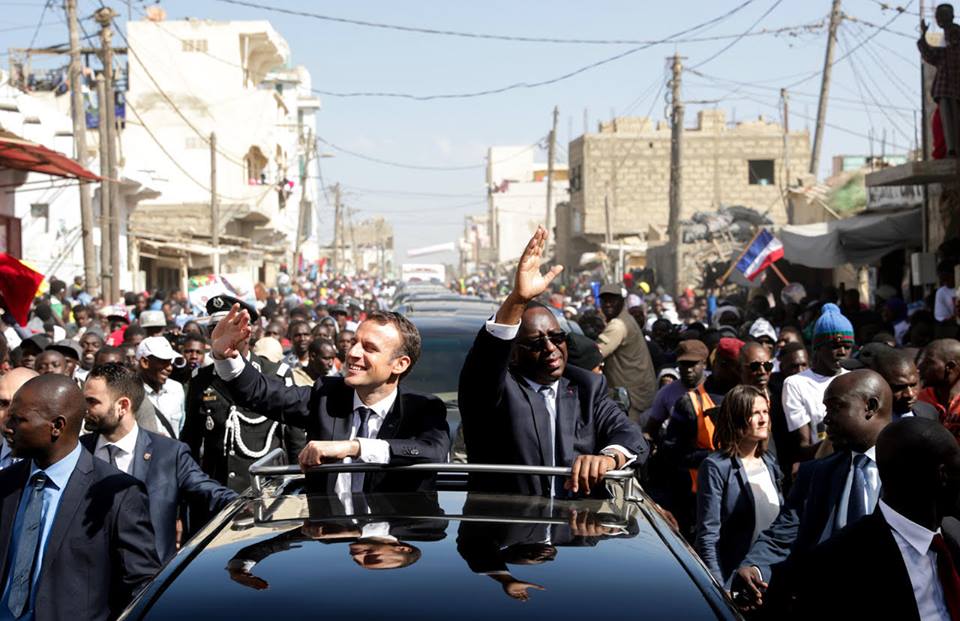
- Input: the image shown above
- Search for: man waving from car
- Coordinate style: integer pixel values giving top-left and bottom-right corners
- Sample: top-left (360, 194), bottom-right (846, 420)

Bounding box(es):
top-left (459, 226), bottom-right (648, 496)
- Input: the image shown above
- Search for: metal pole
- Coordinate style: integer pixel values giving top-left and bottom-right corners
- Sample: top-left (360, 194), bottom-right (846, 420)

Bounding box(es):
top-left (66, 0), bottom-right (99, 295)
top-left (810, 0), bottom-right (842, 176)
top-left (920, 0), bottom-right (930, 253)
top-left (668, 53), bottom-right (685, 297)
top-left (782, 87), bottom-right (792, 221)
top-left (294, 127), bottom-right (312, 274)
top-left (96, 74), bottom-right (113, 303)
top-left (332, 183), bottom-right (341, 273)
top-left (210, 132), bottom-right (220, 274)
top-left (545, 105), bottom-right (558, 236)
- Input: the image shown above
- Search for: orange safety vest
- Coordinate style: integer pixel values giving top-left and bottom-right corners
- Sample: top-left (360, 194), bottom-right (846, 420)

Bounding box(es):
top-left (688, 384), bottom-right (717, 493)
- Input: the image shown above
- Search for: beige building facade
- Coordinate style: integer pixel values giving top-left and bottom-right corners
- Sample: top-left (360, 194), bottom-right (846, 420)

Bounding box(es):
top-left (558, 110), bottom-right (810, 269)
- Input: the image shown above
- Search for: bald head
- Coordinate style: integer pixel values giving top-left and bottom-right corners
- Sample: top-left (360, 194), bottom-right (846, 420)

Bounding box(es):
top-left (823, 369), bottom-right (893, 452)
top-left (877, 417), bottom-right (960, 525)
top-left (0, 367), bottom-right (39, 425)
top-left (918, 338), bottom-right (960, 391)
top-left (924, 338), bottom-right (960, 363)
top-left (18, 374), bottom-right (86, 431)
top-left (3, 374), bottom-right (84, 466)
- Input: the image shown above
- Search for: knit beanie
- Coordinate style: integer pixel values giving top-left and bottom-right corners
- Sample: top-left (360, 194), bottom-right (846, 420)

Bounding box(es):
top-left (812, 303), bottom-right (855, 349)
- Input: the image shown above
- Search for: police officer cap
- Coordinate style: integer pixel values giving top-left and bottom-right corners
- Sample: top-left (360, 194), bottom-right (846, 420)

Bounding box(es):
top-left (206, 294), bottom-right (259, 323)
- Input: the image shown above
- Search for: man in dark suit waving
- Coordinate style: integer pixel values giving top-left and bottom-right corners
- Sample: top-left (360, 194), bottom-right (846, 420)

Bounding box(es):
top-left (459, 226), bottom-right (648, 496)
top-left (0, 374), bottom-right (160, 620)
top-left (209, 299), bottom-right (449, 493)
top-left (80, 363), bottom-right (237, 562)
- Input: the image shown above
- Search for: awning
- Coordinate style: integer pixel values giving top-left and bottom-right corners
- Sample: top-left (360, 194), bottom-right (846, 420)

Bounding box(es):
top-left (780, 208), bottom-right (921, 268)
top-left (0, 130), bottom-right (100, 181)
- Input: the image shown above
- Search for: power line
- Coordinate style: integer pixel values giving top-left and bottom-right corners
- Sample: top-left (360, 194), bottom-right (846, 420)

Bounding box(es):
top-left (316, 136), bottom-right (542, 171)
top-left (26, 0), bottom-right (51, 49)
top-left (690, 0), bottom-right (785, 70)
top-left (211, 0), bottom-right (762, 46)
top-left (308, 1), bottom-right (771, 100)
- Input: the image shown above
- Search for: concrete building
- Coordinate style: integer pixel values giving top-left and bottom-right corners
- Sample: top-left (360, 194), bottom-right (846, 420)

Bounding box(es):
top-left (484, 145), bottom-right (568, 266)
top-left (123, 16), bottom-right (321, 291)
top-left (458, 213), bottom-right (493, 276)
top-left (558, 110), bottom-right (810, 270)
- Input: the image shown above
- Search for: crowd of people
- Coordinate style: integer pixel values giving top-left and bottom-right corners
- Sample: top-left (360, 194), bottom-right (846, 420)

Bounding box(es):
top-left (0, 226), bottom-right (960, 618)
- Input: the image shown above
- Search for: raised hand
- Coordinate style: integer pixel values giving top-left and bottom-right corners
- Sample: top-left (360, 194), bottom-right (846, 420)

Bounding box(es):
top-left (210, 303), bottom-right (251, 360)
top-left (513, 226), bottom-right (563, 302)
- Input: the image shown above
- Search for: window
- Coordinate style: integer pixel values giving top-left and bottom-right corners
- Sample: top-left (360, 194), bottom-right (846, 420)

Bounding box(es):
top-left (748, 160), bottom-right (775, 186)
top-left (569, 165), bottom-right (582, 192)
top-left (181, 39), bottom-right (208, 53)
top-left (31, 203), bottom-right (49, 233)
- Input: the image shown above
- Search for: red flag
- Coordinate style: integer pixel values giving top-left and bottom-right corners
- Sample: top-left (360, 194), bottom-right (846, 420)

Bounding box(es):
top-left (0, 254), bottom-right (43, 326)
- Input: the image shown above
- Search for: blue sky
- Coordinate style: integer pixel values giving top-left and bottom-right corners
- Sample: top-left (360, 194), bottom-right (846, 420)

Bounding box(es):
top-left (3, 0), bottom-right (930, 266)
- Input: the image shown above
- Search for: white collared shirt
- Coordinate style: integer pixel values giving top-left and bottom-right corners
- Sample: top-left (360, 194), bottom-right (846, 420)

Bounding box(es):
top-left (335, 390), bottom-right (396, 497)
top-left (836, 446), bottom-right (880, 529)
top-left (94, 424), bottom-right (140, 475)
top-left (486, 317), bottom-right (637, 469)
top-left (879, 500), bottom-right (951, 621)
top-left (143, 378), bottom-right (185, 438)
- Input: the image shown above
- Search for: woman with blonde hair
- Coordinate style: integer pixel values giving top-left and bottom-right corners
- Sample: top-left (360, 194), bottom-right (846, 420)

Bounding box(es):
top-left (695, 385), bottom-right (783, 587)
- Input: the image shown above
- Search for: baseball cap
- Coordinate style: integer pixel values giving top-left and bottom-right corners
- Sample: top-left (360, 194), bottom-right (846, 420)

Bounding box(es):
top-left (676, 339), bottom-right (709, 362)
top-left (47, 339), bottom-right (81, 361)
top-left (598, 283), bottom-right (625, 297)
top-left (139, 310), bottom-right (166, 329)
top-left (136, 336), bottom-right (185, 367)
top-left (252, 337), bottom-right (283, 364)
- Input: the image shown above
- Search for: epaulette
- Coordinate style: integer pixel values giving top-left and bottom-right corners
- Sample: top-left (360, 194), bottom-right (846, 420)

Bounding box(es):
top-left (277, 362), bottom-right (290, 376)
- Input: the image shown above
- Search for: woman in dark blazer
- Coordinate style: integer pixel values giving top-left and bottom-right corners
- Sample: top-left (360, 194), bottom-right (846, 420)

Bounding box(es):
top-left (695, 384), bottom-right (783, 588)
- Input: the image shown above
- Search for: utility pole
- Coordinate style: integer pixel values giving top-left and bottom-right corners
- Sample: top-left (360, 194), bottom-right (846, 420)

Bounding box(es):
top-left (332, 183), bottom-right (342, 273)
top-left (96, 75), bottom-right (112, 302)
top-left (96, 6), bottom-right (120, 301)
top-left (781, 88), bottom-right (792, 221)
top-left (810, 0), bottom-right (842, 176)
top-left (210, 132), bottom-right (220, 274)
top-left (66, 0), bottom-right (98, 295)
top-left (668, 53), bottom-right (685, 297)
top-left (920, 0), bottom-right (930, 252)
top-left (294, 127), bottom-right (313, 274)
top-left (348, 208), bottom-right (358, 274)
top-left (545, 105), bottom-right (559, 237)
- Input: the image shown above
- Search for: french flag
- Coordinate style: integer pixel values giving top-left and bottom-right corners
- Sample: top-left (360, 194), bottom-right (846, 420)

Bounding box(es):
top-left (735, 229), bottom-right (784, 281)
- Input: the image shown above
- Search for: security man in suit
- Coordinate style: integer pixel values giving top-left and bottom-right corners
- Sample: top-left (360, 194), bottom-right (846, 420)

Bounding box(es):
top-left (0, 374), bottom-right (160, 620)
top-left (182, 296), bottom-right (306, 493)
top-left (768, 417), bottom-right (960, 620)
top-left (459, 226), bottom-right (648, 497)
top-left (732, 369), bottom-right (893, 610)
top-left (871, 348), bottom-right (940, 421)
top-left (81, 362), bottom-right (237, 562)
top-left (208, 301), bottom-right (449, 494)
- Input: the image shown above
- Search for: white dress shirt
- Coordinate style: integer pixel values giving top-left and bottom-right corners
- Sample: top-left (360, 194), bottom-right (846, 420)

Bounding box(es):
top-left (93, 424), bottom-right (140, 475)
top-left (144, 379), bottom-right (185, 438)
top-left (878, 500), bottom-right (951, 621)
top-left (836, 446), bottom-right (880, 530)
top-left (485, 317), bottom-right (637, 467)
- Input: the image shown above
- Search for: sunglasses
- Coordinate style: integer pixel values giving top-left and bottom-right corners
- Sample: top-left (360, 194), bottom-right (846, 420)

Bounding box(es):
top-left (517, 331), bottom-right (567, 352)
top-left (747, 361), bottom-right (774, 373)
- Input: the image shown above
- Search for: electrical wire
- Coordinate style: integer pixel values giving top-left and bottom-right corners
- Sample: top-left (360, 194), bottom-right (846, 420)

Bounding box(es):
top-left (316, 136), bottom-right (541, 172)
top-left (690, 0), bottom-right (785, 70)
top-left (26, 0), bottom-right (51, 49)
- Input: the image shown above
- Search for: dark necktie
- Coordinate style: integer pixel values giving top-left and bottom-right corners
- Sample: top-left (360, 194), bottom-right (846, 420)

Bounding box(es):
top-left (351, 408), bottom-right (375, 493)
top-left (536, 387), bottom-right (555, 467)
top-left (931, 533), bottom-right (960, 621)
top-left (846, 453), bottom-right (871, 524)
top-left (7, 472), bottom-right (48, 618)
top-left (105, 445), bottom-right (119, 469)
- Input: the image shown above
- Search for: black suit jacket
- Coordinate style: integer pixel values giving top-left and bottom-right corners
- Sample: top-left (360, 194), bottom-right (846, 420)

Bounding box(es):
top-left (81, 429), bottom-right (238, 562)
top-left (764, 510), bottom-right (951, 620)
top-left (0, 448), bottom-right (160, 621)
top-left (459, 327), bottom-right (649, 496)
top-left (221, 361), bottom-right (450, 493)
top-left (741, 450), bottom-right (858, 580)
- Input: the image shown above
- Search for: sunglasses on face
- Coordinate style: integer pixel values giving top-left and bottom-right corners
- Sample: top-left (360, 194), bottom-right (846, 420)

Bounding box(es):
top-left (747, 361), bottom-right (774, 373)
top-left (517, 331), bottom-right (566, 352)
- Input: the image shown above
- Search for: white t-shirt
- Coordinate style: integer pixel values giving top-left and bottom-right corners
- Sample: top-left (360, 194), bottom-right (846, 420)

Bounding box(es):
top-left (781, 367), bottom-right (848, 439)
top-left (934, 286), bottom-right (956, 322)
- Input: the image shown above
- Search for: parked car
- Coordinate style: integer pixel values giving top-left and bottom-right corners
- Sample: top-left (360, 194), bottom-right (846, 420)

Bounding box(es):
top-left (119, 455), bottom-right (743, 620)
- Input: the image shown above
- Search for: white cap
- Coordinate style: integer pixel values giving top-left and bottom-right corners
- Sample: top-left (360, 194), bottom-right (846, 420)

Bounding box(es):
top-left (748, 317), bottom-right (778, 342)
top-left (139, 310), bottom-right (166, 329)
top-left (136, 336), bottom-right (184, 366)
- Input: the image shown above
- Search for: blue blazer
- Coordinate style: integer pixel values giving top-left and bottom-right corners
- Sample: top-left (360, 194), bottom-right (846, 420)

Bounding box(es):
top-left (740, 449), bottom-right (854, 580)
top-left (695, 451), bottom-right (783, 586)
top-left (82, 429), bottom-right (237, 562)
top-left (0, 448), bottom-right (160, 621)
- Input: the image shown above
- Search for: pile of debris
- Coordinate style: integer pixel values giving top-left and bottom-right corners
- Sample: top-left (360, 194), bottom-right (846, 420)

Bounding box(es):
top-left (681, 205), bottom-right (772, 243)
